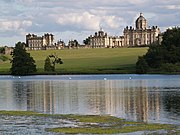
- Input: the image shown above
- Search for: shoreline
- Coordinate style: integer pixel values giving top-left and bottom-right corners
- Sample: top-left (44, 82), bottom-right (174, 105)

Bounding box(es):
top-left (0, 111), bottom-right (179, 134)
top-left (0, 72), bottom-right (180, 76)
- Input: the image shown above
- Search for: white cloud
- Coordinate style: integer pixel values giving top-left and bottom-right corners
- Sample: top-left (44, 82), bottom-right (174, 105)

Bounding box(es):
top-left (55, 12), bottom-right (100, 31)
top-left (15, 0), bottom-right (34, 2)
top-left (164, 5), bottom-right (180, 10)
top-left (103, 16), bottom-right (126, 29)
top-left (0, 0), bottom-right (180, 46)
top-left (153, 0), bottom-right (180, 4)
top-left (0, 20), bottom-right (32, 31)
top-left (54, 12), bottom-right (126, 31)
top-left (128, 0), bottom-right (149, 5)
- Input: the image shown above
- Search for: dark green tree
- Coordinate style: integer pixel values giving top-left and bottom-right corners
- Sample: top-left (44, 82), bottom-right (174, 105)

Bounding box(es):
top-left (144, 45), bottom-right (165, 68)
top-left (44, 54), bottom-right (63, 72)
top-left (83, 37), bottom-right (90, 45)
top-left (161, 63), bottom-right (178, 72)
top-left (44, 56), bottom-right (54, 72)
top-left (68, 39), bottom-right (79, 48)
top-left (136, 56), bottom-right (149, 74)
top-left (74, 39), bottom-right (79, 47)
top-left (136, 27), bottom-right (180, 73)
top-left (162, 27), bottom-right (180, 50)
top-left (10, 42), bottom-right (37, 76)
top-left (162, 27), bottom-right (180, 64)
top-left (0, 47), bottom-right (5, 54)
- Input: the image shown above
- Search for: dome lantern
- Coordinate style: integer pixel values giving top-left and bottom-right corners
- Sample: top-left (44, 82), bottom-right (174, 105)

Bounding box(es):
top-left (136, 13), bottom-right (147, 30)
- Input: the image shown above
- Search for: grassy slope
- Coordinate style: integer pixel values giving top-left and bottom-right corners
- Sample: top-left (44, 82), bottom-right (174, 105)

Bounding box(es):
top-left (0, 48), bottom-right (148, 74)
top-left (0, 54), bottom-right (11, 74)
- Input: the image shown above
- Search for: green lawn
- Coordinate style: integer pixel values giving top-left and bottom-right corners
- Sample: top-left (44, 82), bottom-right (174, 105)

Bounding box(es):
top-left (0, 48), bottom-right (148, 74)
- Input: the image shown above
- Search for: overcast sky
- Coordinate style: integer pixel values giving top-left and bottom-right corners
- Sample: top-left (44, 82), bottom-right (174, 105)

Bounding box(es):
top-left (0, 0), bottom-right (179, 46)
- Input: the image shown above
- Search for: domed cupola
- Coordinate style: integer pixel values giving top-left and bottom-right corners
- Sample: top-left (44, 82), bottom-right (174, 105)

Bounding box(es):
top-left (135, 13), bottom-right (147, 30)
top-left (98, 27), bottom-right (105, 37)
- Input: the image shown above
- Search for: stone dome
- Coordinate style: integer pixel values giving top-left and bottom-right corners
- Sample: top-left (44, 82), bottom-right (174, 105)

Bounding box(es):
top-left (135, 13), bottom-right (147, 30)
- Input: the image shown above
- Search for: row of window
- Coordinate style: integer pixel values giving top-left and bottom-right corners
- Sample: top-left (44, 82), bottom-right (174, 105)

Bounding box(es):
top-left (126, 34), bottom-right (156, 39)
top-left (128, 39), bottom-right (155, 45)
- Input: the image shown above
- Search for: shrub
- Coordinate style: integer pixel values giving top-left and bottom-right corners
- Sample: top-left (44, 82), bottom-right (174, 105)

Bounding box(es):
top-left (44, 54), bottom-right (63, 72)
top-left (136, 56), bottom-right (149, 74)
top-left (44, 57), bottom-right (55, 72)
top-left (161, 63), bottom-right (178, 72)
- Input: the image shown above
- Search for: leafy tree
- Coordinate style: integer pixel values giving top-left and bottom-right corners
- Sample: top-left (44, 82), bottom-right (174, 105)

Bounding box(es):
top-left (74, 39), bottom-right (79, 47)
top-left (161, 27), bottom-right (180, 64)
top-left (162, 27), bottom-right (180, 50)
top-left (44, 54), bottom-right (63, 72)
top-left (136, 56), bottom-right (149, 74)
top-left (68, 39), bottom-right (79, 48)
top-left (83, 37), bottom-right (90, 45)
top-left (144, 45), bottom-right (165, 68)
top-left (161, 63), bottom-right (178, 72)
top-left (10, 42), bottom-right (37, 76)
top-left (44, 57), bottom-right (54, 72)
top-left (0, 47), bottom-right (5, 54)
top-left (136, 27), bottom-right (180, 73)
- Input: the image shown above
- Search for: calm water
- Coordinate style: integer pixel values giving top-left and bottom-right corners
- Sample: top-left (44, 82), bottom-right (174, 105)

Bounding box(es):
top-left (0, 74), bottom-right (179, 125)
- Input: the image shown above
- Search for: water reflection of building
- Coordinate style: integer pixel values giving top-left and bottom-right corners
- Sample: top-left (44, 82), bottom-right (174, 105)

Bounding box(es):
top-left (27, 81), bottom-right (55, 114)
top-left (52, 79), bottom-right (161, 122)
top-left (148, 87), bottom-right (161, 121)
top-left (86, 80), bottom-right (107, 114)
top-left (102, 80), bottom-right (161, 122)
top-left (1, 78), bottom-right (179, 124)
top-left (52, 81), bottom-right (79, 114)
top-left (11, 81), bottom-right (28, 110)
top-left (121, 80), bottom-right (149, 122)
top-left (0, 81), bottom-right (14, 110)
top-left (15, 79), bottom-right (161, 122)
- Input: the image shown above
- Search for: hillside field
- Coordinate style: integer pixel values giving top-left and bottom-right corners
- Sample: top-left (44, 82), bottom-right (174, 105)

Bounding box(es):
top-left (0, 48), bottom-right (148, 74)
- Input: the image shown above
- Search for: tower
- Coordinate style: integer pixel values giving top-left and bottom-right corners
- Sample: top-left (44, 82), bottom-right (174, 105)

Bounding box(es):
top-left (135, 13), bottom-right (147, 30)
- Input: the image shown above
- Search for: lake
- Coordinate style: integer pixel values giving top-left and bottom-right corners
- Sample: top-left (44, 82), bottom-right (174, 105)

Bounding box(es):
top-left (0, 74), bottom-right (179, 125)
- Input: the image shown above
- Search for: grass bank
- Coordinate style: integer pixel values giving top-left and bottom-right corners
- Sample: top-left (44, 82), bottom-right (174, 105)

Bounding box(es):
top-left (0, 111), bottom-right (178, 134)
top-left (0, 48), bottom-right (147, 74)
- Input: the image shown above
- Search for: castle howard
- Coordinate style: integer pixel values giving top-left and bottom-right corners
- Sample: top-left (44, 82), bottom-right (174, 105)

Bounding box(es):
top-left (26, 13), bottom-right (162, 50)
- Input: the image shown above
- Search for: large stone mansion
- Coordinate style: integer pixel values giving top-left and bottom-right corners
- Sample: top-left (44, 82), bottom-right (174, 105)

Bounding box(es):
top-left (26, 33), bottom-right (66, 50)
top-left (88, 13), bottom-right (161, 48)
top-left (26, 13), bottom-right (162, 50)
top-left (124, 13), bottom-right (161, 46)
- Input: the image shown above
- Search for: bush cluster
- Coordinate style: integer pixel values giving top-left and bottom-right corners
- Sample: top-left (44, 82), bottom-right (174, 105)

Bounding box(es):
top-left (136, 27), bottom-right (180, 74)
